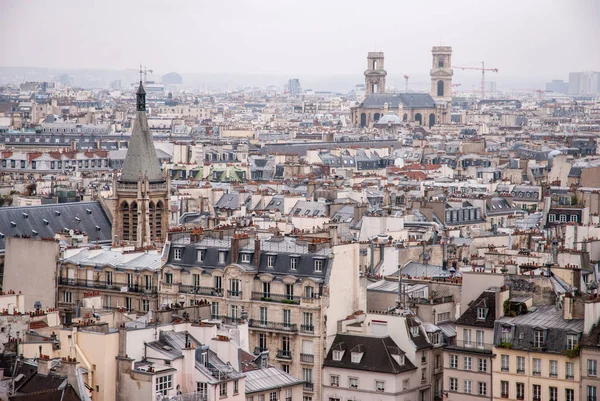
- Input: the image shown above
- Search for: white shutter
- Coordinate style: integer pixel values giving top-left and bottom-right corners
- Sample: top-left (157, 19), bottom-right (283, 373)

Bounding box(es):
top-left (302, 340), bottom-right (313, 354)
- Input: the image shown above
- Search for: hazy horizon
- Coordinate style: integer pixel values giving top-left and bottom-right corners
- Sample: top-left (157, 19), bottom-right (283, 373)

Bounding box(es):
top-left (1, 0), bottom-right (598, 91)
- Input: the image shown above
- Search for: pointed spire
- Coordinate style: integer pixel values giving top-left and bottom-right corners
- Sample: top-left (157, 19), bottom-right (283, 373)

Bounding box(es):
top-left (136, 81), bottom-right (146, 112)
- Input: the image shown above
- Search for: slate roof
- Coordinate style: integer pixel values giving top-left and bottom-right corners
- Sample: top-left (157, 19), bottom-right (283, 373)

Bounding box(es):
top-left (493, 304), bottom-right (584, 354)
top-left (0, 201), bottom-right (112, 253)
top-left (10, 385), bottom-right (81, 401)
top-left (455, 290), bottom-right (497, 328)
top-left (359, 93), bottom-right (437, 109)
top-left (324, 334), bottom-right (417, 374)
top-left (244, 367), bottom-right (303, 394)
top-left (120, 92), bottom-right (164, 183)
top-left (62, 248), bottom-right (162, 271)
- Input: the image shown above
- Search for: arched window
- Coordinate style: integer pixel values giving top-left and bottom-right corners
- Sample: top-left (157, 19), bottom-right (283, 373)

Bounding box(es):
top-left (360, 113), bottom-right (367, 127)
top-left (415, 113), bottom-right (422, 125)
top-left (149, 201), bottom-right (155, 241)
top-left (374, 113), bottom-right (381, 122)
top-left (120, 201), bottom-right (130, 241)
top-left (438, 56), bottom-right (444, 68)
top-left (156, 201), bottom-right (164, 242)
top-left (429, 113), bottom-right (435, 128)
top-left (403, 113), bottom-right (408, 122)
top-left (131, 202), bottom-right (138, 242)
top-left (437, 80), bottom-right (444, 97)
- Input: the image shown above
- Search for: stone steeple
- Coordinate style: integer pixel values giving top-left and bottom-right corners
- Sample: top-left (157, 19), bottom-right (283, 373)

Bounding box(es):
top-left (120, 81), bottom-right (163, 183)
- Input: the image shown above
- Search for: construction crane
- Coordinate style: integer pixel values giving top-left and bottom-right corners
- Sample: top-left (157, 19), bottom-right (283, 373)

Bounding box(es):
top-left (451, 83), bottom-right (462, 95)
top-left (125, 65), bottom-right (154, 84)
top-left (452, 62), bottom-right (498, 100)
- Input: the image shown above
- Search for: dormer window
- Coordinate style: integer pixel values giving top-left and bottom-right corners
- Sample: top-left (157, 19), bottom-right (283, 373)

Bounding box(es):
top-left (533, 329), bottom-right (546, 348)
top-left (332, 350), bottom-right (344, 361)
top-left (241, 253), bottom-right (251, 263)
top-left (218, 251), bottom-right (227, 264)
top-left (411, 326), bottom-right (420, 337)
top-left (267, 255), bottom-right (275, 268)
top-left (290, 257), bottom-right (298, 270)
top-left (197, 250), bottom-right (204, 262)
top-left (351, 352), bottom-right (363, 363)
top-left (477, 307), bottom-right (488, 320)
top-left (314, 259), bottom-right (323, 272)
top-left (567, 334), bottom-right (579, 350)
top-left (173, 248), bottom-right (182, 260)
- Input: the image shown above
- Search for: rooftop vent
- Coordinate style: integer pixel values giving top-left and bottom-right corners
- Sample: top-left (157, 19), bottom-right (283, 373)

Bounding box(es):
top-left (32, 230), bottom-right (38, 236)
top-left (95, 225), bottom-right (101, 231)
top-left (75, 217), bottom-right (81, 222)
top-left (43, 219), bottom-right (49, 225)
top-left (86, 209), bottom-right (92, 214)
top-left (22, 213), bottom-right (28, 218)
top-left (10, 221), bottom-right (16, 227)
top-left (55, 211), bottom-right (60, 216)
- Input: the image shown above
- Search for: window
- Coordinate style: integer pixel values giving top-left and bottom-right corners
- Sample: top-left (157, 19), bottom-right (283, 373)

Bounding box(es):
top-left (533, 358), bottom-right (541, 375)
top-left (566, 361), bottom-right (574, 379)
top-left (219, 382), bottom-right (227, 397)
top-left (314, 259), bottom-right (323, 272)
top-left (517, 356), bottom-right (525, 373)
top-left (411, 326), bottom-right (420, 337)
top-left (164, 272), bottom-right (173, 284)
top-left (241, 253), bottom-right (251, 263)
top-left (349, 377), bottom-right (358, 388)
top-left (330, 375), bottom-right (339, 386)
top-left (549, 214), bottom-right (557, 222)
top-left (262, 282), bottom-right (271, 298)
top-left (196, 382), bottom-right (207, 397)
top-left (516, 383), bottom-right (524, 400)
top-left (437, 312), bottom-right (450, 323)
top-left (478, 382), bottom-right (487, 396)
top-left (570, 214), bottom-right (578, 222)
top-left (501, 381), bottom-right (509, 398)
top-left (283, 309), bottom-right (291, 327)
top-left (63, 291), bottom-right (72, 303)
top-left (450, 354), bottom-right (457, 369)
top-left (303, 312), bottom-right (313, 331)
top-left (197, 250), bottom-right (204, 262)
top-left (173, 248), bottom-right (182, 260)
top-left (290, 257), bottom-right (298, 270)
top-left (464, 357), bottom-right (471, 371)
top-left (501, 354), bottom-right (509, 372)
top-left (549, 386), bottom-right (557, 401)
top-left (281, 364), bottom-right (289, 374)
top-left (125, 297), bottom-right (132, 311)
top-left (464, 329), bottom-right (471, 345)
top-left (269, 392), bottom-right (276, 401)
top-left (533, 384), bottom-right (541, 400)
top-left (192, 273), bottom-right (200, 288)
top-left (214, 276), bottom-right (222, 291)
top-left (402, 379), bottom-right (409, 391)
top-left (464, 380), bottom-right (472, 394)
top-left (550, 360), bottom-right (558, 377)
top-left (332, 350), bottom-right (343, 361)
top-left (588, 359), bottom-right (597, 376)
top-left (142, 299), bottom-right (149, 312)
top-left (560, 214), bottom-right (567, 222)
top-left (533, 330), bottom-right (545, 348)
top-left (304, 285), bottom-right (314, 298)
top-left (376, 380), bottom-right (385, 392)
top-left (218, 251), bottom-right (226, 264)
top-left (267, 255), bottom-right (275, 268)
top-left (566, 388), bottom-right (574, 401)
top-left (567, 334), bottom-right (579, 350)
top-left (477, 307), bottom-right (487, 320)
top-left (449, 378), bottom-right (457, 392)
top-left (229, 279), bottom-right (241, 296)
top-left (478, 358), bottom-right (487, 372)
top-left (588, 386), bottom-right (597, 401)
top-left (476, 330), bottom-right (484, 348)
top-left (156, 375), bottom-right (173, 396)
top-left (259, 333), bottom-right (267, 350)
top-left (105, 271), bottom-right (113, 285)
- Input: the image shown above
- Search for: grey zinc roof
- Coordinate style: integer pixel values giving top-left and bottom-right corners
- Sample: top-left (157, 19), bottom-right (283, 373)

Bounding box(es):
top-left (120, 108), bottom-right (164, 183)
top-left (63, 248), bottom-right (162, 271)
top-left (0, 201), bottom-right (112, 253)
top-left (244, 367), bottom-right (303, 394)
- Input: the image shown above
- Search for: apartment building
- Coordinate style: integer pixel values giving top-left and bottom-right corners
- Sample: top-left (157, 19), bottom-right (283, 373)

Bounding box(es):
top-left (445, 287), bottom-right (509, 401)
top-left (161, 231), bottom-right (362, 401)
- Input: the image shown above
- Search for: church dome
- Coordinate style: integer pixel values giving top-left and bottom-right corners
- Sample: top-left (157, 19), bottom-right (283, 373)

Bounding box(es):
top-left (376, 113), bottom-right (402, 125)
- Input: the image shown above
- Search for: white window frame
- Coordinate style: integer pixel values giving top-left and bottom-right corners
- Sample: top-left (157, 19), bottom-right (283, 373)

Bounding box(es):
top-left (464, 380), bottom-right (472, 394)
top-left (349, 377), bottom-right (358, 389)
top-left (464, 356), bottom-right (472, 371)
top-left (173, 248), bottom-right (182, 260)
top-left (449, 377), bottom-right (457, 392)
top-left (501, 354), bottom-right (509, 371)
top-left (314, 259), bottom-right (323, 272)
top-left (330, 375), bottom-right (339, 386)
top-left (588, 359), bottom-right (598, 376)
top-left (375, 380), bottom-right (385, 392)
top-left (267, 255), bottom-right (275, 268)
top-left (156, 374), bottom-right (173, 396)
top-left (241, 253), bottom-right (251, 263)
top-left (478, 382), bottom-right (487, 396)
top-left (450, 354), bottom-right (457, 369)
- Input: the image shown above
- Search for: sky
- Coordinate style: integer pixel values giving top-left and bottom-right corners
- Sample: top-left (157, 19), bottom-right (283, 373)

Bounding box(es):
top-left (1, 0), bottom-right (599, 83)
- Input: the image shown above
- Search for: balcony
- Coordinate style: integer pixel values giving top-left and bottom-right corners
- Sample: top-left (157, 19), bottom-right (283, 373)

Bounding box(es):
top-left (58, 277), bottom-right (156, 293)
top-left (303, 383), bottom-right (314, 392)
top-left (445, 340), bottom-right (493, 354)
top-left (533, 371), bottom-right (541, 376)
top-left (501, 367), bottom-right (509, 372)
top-left (300, 324), bottom-right (314, 334)
top-left (300, 296), bottom-right (322, 307)
top-left (179, 284), bottom-right (223, 297)
top-left (276, 349), bottom-right (292, 359)
top-left (213, 315), bottom-right (244, 325)
top-left (251, 292), bottom-right (300, 304)
top-left (248, 319), bottom-right (298, 332)
top-left (227, 290), bottom-right (243, 299)
top-left (501, 394), bottom-right (508, 399)
top-left (300, 353), bottom-right (314, 363)
top-left (517, 369), bottom-right (525, 374)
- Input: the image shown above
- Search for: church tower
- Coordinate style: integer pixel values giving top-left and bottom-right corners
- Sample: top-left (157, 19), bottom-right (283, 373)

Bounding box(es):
top-left (365, 52), bottom-right (387, 95)
top-left (430, 46), bottom-right (453, 103)
top-left (112, 81), bottom-right (168, 247)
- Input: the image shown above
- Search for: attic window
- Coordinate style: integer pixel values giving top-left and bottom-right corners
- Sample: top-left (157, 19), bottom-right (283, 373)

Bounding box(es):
top-left (411, 326), bottom-right (420, 337)
top-left (477, 307), bottom-right (488, 320)
top-left (332, 350), bottom-right (344, 361)
top-left (351, 352), bottom-right (363, 363)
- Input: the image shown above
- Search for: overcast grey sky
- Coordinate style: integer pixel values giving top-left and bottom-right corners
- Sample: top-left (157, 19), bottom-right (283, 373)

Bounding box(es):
top-left (1, 0), bottom-right (598, 80)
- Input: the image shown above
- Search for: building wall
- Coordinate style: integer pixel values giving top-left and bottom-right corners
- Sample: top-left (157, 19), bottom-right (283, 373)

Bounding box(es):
top-left (4, 237), bottom-right (60, 310)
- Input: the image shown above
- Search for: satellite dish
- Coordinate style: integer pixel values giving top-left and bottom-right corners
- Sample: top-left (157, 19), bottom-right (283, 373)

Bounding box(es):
top-left (34, 301), bottom-right (42, 311)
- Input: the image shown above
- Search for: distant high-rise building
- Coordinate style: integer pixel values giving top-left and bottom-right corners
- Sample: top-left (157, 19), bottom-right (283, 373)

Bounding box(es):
top-left (545, 79), bottom-right (569, 94)
top-left (288, 78), bottom-right (302, 96)
top-left (568, 71), bottom-right (600, 95)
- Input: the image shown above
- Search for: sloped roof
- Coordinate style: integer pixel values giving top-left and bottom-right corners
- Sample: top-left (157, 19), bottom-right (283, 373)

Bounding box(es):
top-left (120, 105), bottom-right (163, 183)
top-left (245, 367), bottom-right (303, 394)
top-left (455, 290), bottom-right (497, 328)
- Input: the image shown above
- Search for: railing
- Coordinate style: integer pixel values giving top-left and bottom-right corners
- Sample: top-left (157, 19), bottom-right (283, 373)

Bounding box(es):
top-left (227, 290), bottom-right (243, 299)
top-left (517, 368), bottom-right (525, 374)
top-left (300, 353), bottom-right (314, 363)
top-left (58, 277), bottom-right (156, 293)
top-left (566, 374), bottom-right (574, 380)
top-left (214, 315), bottom-right (244, 325)
top-left (409, 295), bottom-right (454, 305)
top-left (179, 284), bottom-right (223, 297)
top-left (588, 397), bottom-right (597, 401)
top-left (301, 296), bottom-right (321, 306)
top-left (303, 383), bottom-right (313, 392)
top-left (300, 324), bottom-right (314, 333)
top-left (276, 349), bottom-right (292, 359)
top-left (501, 367), bottom-right (509, 372)
top-left (446, 340), bottom-right (493, 353)
top-left (248, 319), bottom-right (298, 332)
top-left (251, 291), bottom-right (300, 304)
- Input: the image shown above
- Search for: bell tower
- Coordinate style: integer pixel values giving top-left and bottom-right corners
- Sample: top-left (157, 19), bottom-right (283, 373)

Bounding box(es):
top-left (111, 80), bottom-right (168, 248)
top-left (365, 52), bottom-right (387, 95)
top-left (430, 46), bottom-right (453, 103)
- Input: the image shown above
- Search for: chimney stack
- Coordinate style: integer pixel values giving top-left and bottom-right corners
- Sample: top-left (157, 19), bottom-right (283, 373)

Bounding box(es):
top-left (254, 238), bottom-right (261, 268)
top-left (231, 236), bottom-right (240, 264)
top-left (118, 324), bottom-right (127, 358)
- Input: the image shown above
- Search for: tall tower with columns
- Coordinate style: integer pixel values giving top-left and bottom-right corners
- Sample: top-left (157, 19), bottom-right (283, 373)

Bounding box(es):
top-left (364, 52), bottom-right (387, 95)
top-left (430, 46), bottom-right (453, 103)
